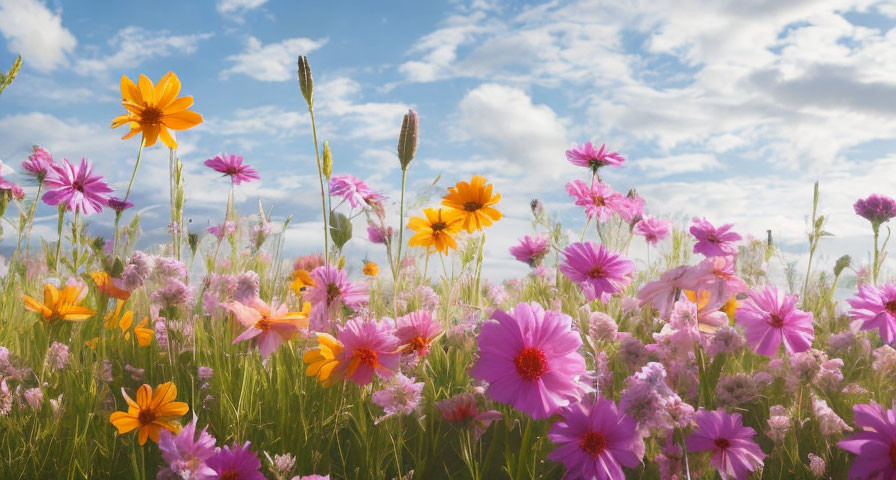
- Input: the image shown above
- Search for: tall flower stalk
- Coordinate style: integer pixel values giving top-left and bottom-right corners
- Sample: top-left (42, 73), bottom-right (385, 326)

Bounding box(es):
top-left (297, 56), bottom-right (330, 267)
top-left (854, 193), bottom-right (896, 285)
top-left (114, 138), bottom-right (145, 251)
top-left (802, 181), bottom-right (830, 301)
top-left (394, 110), bottom-right (418, 309)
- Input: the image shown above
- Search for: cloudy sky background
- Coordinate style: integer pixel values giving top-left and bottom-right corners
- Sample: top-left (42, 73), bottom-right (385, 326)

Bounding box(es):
top-left (0, 0), bottom-right (894, 282)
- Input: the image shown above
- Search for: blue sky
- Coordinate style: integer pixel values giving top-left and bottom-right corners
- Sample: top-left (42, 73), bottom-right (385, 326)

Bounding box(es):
top-left (0, 0), bottom-right (895, 280)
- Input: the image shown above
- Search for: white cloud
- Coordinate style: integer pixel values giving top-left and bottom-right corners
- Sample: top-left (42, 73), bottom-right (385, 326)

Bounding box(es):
top-left (0, 0), bottom-right (76, 72)
top-left (634, 153), bottom-right (721, 178)
top-left (314, 76), bottom-right (410, 141)
top-left (222, 36), bottom-right (327, 82)
top-left (75, 27), bottom-right (213, 75)
top-left (216, 0), bottom-right (268, 15)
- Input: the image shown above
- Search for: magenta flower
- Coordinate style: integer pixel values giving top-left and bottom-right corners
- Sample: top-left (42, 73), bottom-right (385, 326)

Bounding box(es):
top-left (735, 285), bottom-right (814, 356)
top-left (336, 317), bottom-right (400, 386)
top-left (616, 193), bottom-right (645, 223)
top-left (560, 242), bottom-right (635, 303)
top-left (686, 409), bottom-right (766, 480)
top-left (371, 373), bottom-right (424, 421)
top-left (690, 217), bottom-right (742, 257)
top-left (547, 396), bottom-right (642, 480)
top-left (637, 265), bottom-right (691, 320)
top-left (395, 310), bottom-right (442, 358)
top-left (509, 234), bottom-right (550, 267)
top-left (204, 153), bottom-right (260, 185)
top-left (565, 180), bottom-right (627, 223)
top-left (329, 174), bottom-right (380, 209)
top-left (471, 302), bottom-right (586, 419)
top-left (22, 146), bottom-right (55, 180)
top-left (158, 414), bottom-right (217, 480)
top-left (366, 224), bottom-right (392, 244)
top-left (207, 221), bottom-right (237, 240)
top-left (228, 299), bottom-right (306, 359)
top-left (304, 265), bottom-right (368, 330)
top-left (634, 216), bottom-right (671, 246)
top-left (42, 158), bottom-right (112, 215)
top-left (680, 256), bottom-right (748, 305)
top-left (565, 142), bottom-right (625, 170)
top-left (0, 176), bottom-right (24, 201)
top-left (106, 197), bottom-right (134, 213)
top-left (847, 282), bottom-right (896, 344)
top-left (207, 442), bottom-right (265, 480)
top-left (436, 393), bottom-right (502, 438)
top-left (854, 194), bottom-right (896, 226)
top-left (838, 402), bottom-right (896, 479)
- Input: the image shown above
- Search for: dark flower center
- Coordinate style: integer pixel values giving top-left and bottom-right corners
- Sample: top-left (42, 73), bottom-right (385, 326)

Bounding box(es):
top-left (768, 313), bottom-right (785, 328)
top-left (220, 472), bottom-right (240, 480)
top-left (706, 233), bottom-right (720, 244)
top-left (137, 408), bottom-right (156, 426)
top-left (326, 282), bottom-right (341, 303)
top-left (714, 438), bottom-right (731, 450)
top-left (580, 431), bottom-right (608, 457)
top-left (431, 221), bottom-right (447, 232)
top-left (355, 347), bottom-right (378, 366)
top-left (463, 201), bottom-right (483, 212)
top-left (141, 106), bottom-right (163, 126)
top-left (514, 347), bottom-right (548, 381)
top-left (592, 195), bottom-right (606, 207)
top-left (588, 265), bottom-right (607, 279)
top-left (72, 180), bottom-right (85, 193)
top-left (225, 166), bottom-right (240, 176)
top-left (404, 336), bottom-right (427, 355)
top-left (890, 442), bottom-right (896, 468)
top-left (254, 315), bottom-right (272, 330)
top-left (885, 300), bottom-right (896, 316)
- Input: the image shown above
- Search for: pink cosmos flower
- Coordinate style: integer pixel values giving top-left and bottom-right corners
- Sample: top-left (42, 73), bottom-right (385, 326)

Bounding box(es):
top-left (854, 194), bottom-right (896, 226)
top-left (565, 180), bottom-right (627, 223)
top-left (735, 285), bottom-right (814, 356)
top-left (336, 317), bottom-right (400, 386)
top-left (686, 409), bottom-right (766, 480)
top-left (204, 153), bottom-right (260, 185)
top-left (634, 216), bottom-right (671, 246)
top-left (471, 302), bottom-right (587, 419)
top-left (394, 310), bottom-right (442, 358)
top-left (106, 197), bottom-right (134, 213)
top-left (616, 193), bottom-right (645, 223)
top-left (366, 224), bottom-right (392, 244)
top-left (690, 217), bottom-right (742, 257)
top-left (680, 256), bottom-right (748, 305)
top-left (304, 265), bottom-right (368, 330)
top-left (329, 174), bottom-right (380, 209)
top-left (509, 234), bottom-right (550, 267)
top-left (158, 414), bottom-right (217, 480)
top-left (565, 142), bottom-right (625, 170)
top-left (207, 442), bottom-right (265, 480)
top-left (228, 299), bottom-right (309, 359)
top-left (837, 402), bottom-right (896, 479)
top-left (42, 158), bottom-right (112, 215)
top-left (637, 265), bottom-right (691, 320)
top-left (0, 176), bottom-right (24, 201)
top-left (436, 393), bottom-right (502, 438)
top-left (547, 395), bottom-right (642, 480)
top-left (371, 373), bottom-right (424, 422)
top-left (847, 282), bottom-right (896, 344)
top-left (560, 242), bottom-right (635, 303)
top-left (22, 146), bottom-right (55, 180)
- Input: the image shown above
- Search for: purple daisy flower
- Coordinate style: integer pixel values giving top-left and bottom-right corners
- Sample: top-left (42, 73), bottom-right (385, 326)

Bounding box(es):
top-left (634, 216), bottom-right (672, 246)
top-left (471, 301), bottom-right (587, 419)
top-left (560, 242), bottom-right (635, 303)
top-left (42, 158), bottom-right (112, 215)
top-left (854, 194), bottom-right (896, 226)
top-left (565, 180), bottom-right (627, 223)
top-left (207, 442), bottom-right (265, 480)
top-left (690, 217), bottom-right (742, 257)
top-left (838, 402), bottom-right (896, 479)
top-left (686, 409), bottom-right (766, 480)
top-left (329, 174), bottom-right (380, 209)
top-left (565, 141), bottom-right (625, 170)
top-left (22, 146), bottom-right (55, 180)
top-left (304, 265), bottom-right (369, 330)
top-left (509, 234), bottom-right (550, 267)
top-left (547, 395), bottom-right (642, 480)
top-left (847, 282), bottom-right (896, 344)
top-left (106, 197), bottom-right (134, 213)
top-left (158, 415), bottom-right (217, 480)
top-left (0, 176), bottom-right (24, 201)
top-left (337, 317), bottom-right (400, 386)
top-left (204, 153), bottom-right (260, 185)
top-left (735, 285), bottom-right (815, 357)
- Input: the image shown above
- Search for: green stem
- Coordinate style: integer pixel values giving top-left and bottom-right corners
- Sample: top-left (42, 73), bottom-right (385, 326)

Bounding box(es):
top-left (394, 169), bottom-right (408, 315)
top-left (16, 181), bottom-right (42, 259)
top-left (873, 224), bottom-right (880, 285)
top-left (307, 106), bottom-right (329, 267)
top-left (53, 205), bottom-right (65, 273)
top-left (474, 233), bottom-right (486, 306)
top-left (115, 138), bottom-right (145, 251)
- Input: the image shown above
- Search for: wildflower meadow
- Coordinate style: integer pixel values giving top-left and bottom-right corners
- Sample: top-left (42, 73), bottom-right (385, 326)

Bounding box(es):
top-left (1, 41), bottom-right (896, 480)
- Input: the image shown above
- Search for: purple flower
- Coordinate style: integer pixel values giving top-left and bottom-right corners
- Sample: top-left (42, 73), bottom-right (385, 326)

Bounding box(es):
top-left (207, 221), bottom-right (237, 240)
top-left (0, 176), bottom-right (24, 201)
top-left (106, 197), bottom-right (134, 213)
top-left (560, 242), bottom-right (634, 303)
top-left (838, 402), bottom-right (896, 479)
top-left (690, 217), bottom-right (742, 257)
top-left (634, 216), bottom-right (671, 246)
top-left (565, 180), bottom-right (627, 223)
top-left (22, 146), bottom-right (55, 180)
top-left (204, 153), bottom-right (259, 185)
top-left (854, 194), bottom-right (896, 226)
top-left (735, 285), bottom-right (815, 357)
top-left (436, 393), bottom-right (502, 438)
top-left (207, 442), bottom-right (265, 480)
top-left (329, 174), bottom-right (380, 209)
top-left (547, 395), bottom-right (642, 480)
top-left (847, 282), bottom-right (896, 344)
top-left (158, 415), bottom-right (217, 480)
top-left (371, 373), bottom-right (424, 422)
top-left (686, 409), bottom-right (766, 480)
top-left (471, 302), bottom-right (587, 419)
top-left (395, 310), bottom-right (442, 358)
top-left (637, 265), bottom-right (691, 320)
top-left (304, 265), bottom-right (368, 330)
top-left (45, 341), bottom-right (69, 371)
top-left (366, 224), bottom-right (392, 244)
top-left (509, 234), bottom-right (550, 267)
top-left (41, 158), bottom-right (112, 215)
top-left (336, 317), bottom-right (400, 386)
top-left (565, 141), bottom-right (625, 170)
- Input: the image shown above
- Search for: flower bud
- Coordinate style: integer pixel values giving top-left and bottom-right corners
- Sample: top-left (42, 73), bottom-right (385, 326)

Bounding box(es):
top-left (297, 55), bottom-right (313, 108)
top-left (833, 255), bottom-right (851, 276)
top-left (322, 140), bottom-right (332, 179)
top-left (397, 109), bottom-right (418, 170)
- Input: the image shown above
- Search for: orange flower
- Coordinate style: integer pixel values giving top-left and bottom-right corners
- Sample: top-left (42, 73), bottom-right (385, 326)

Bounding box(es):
top-left (134, 317), bottom-right (153, 347)
top-left (303, 333), bottom-right (344, 387)
top-left (441, 175), bottom-right (502, 232)
top-left (407, 208), bottom-right (463, 255)
top-left (23, 284), bottom-right (93, 324)
top-left (362, 261), bottom-right (379, 276)
top-left (91, 271), bottom-right (131, 300)
top-left (111, 72), bottom-right (202, 149)
top-left (290, 269), bottom-right (314, 295)
top-left (109, 382), bottom-right (188, 445)
top-left (104, 299), bottom-right (130, 329)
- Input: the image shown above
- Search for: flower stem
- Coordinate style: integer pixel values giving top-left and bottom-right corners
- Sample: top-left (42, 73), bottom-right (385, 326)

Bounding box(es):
top-left (873, 224), bottom-right (880, 285)
top-left (115, 138), bottom-right (145, 252)
top-left (53, 205), bottom-right (65, 273)
top-left (307, 106), bottom-right (329, 267)
top-left (393, 168), bottom-right (408, 315)
top-left (13, 180), bottom-right (42, 265)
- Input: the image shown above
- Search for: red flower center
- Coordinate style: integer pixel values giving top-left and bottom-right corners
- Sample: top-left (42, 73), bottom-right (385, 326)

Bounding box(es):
top-left (403, 336), bottom-right (428, 355)
top-left (579, 431), bottom-right (607, 457)
top-left (141, 106), bottom-right (163, 126)
top-left (768, 313), bottom-right (785, 328)
top-left (254, 315), bottom-right (272, 330)
top-left (588, 265), bottom-right (606, 279)
top-left (220, 472), bottom-right (240, 480)
top-left (514, 347), bottom-right (548, 381)
top-left (355, 347), bottom-right (378, 366)
top-left (714, 438), bottom-right (731, 450)
top-left (591, 195), bottom-right (606, 207)
top-left (137, 408), bottom-right (156, 426)
top-left (885, 300), bottom-right (896, 316)
top-left (463, 201), bottom-right (483, 212)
